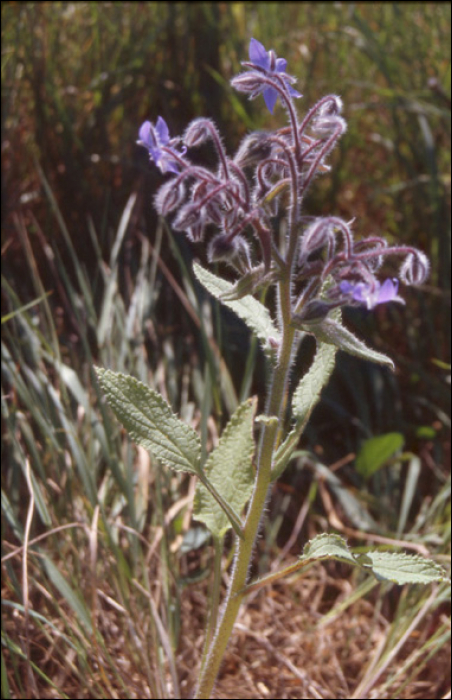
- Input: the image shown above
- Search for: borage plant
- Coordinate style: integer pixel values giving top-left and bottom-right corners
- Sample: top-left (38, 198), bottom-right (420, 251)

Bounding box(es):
top-left (96, 38), bottom-right (447, 698)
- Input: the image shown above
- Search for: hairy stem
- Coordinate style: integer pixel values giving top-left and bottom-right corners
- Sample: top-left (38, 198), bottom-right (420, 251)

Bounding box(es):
top-left (194, 276), bottom-right (295, 699)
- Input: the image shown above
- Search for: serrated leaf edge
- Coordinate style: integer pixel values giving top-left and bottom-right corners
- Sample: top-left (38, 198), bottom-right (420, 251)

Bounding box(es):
top-left (312, 318), bottom-right (395, 370)
top-left (95, 366), bottom-right (201, 473)
top-left (193, 263), bottom-right (281, 356)
top-left (194, 398), bottom-right (256, 539)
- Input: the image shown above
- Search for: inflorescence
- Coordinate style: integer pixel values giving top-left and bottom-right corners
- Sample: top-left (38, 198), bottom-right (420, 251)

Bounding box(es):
top-left (137, 38), bottom-right (429, 324)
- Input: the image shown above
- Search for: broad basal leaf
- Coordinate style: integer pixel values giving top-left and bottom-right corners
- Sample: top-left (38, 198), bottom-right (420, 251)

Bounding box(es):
top-left (95, 368), bottom-right (201, 475)
top-left (194, 398), bottom-right (256, 538)
top-left (194, 263), bottom-right (280, 359)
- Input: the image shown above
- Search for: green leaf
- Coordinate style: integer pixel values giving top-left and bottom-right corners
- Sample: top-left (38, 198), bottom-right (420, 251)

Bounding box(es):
top-left (193, 263), bottom-right (280, 358)
top-left (243, 533), bottom-right (449, 595)
top-left (356, 432), bottom-right (405, 478)
top-left (271, 341), bottom-right (337, 480)
top-left (194, 398), bottom-right (256, 538)
top-left (309, 317), bottom-right (395, 370)
top-left (299, 534), bottom-right (450, 585)
top-left (217, 264), bottom-right (267, 301)
top-left (292, 341), bottom-right (337, 420)
top-left (1, 290), bottom-right (52, 324)
top-left (415, 425), bottom-right (437, 439)
top-left (95, 367), bottom-right (201, 475)
top-left (360, 551), bottom-right (450, 585)
top-left (301, 533), bottom-right (357, 564)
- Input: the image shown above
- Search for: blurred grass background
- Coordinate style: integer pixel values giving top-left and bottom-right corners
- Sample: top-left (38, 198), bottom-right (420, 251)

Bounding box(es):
top-left (2, 2), bottom-right (450, 698)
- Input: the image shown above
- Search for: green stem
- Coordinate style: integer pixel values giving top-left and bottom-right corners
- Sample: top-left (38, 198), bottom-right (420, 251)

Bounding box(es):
top-left (240, 558), bottom-right (314, 597)
top-left (194, 277), bottom-right (295, 699)
top-left (199, 537), bottom-right (223, 675)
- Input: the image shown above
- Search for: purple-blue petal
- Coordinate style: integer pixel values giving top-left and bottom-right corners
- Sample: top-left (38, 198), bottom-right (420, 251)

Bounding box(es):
top-left (340, 278), bottom-right (403, 309)
top-left (288, 85), bottom-right (302, 99)
top-left (275, 57), bottom-right (287, 73)
top-left (155, 116), bottom-right (170, 145)
top-left (158, 158), bottom-right (179, 175)
top-left (138, 117), bottom-right (183, 174)
top-left (263, 87), bottom-right (278, 114)
top-left (139, 121), bottom-right (153, 147)
top-left (351, 284), bottom-right (367, 304)
top-left (376, 278), bottom-right (399, 304)
top-left (249, 38), bottom-right (270, 69)
top-left (340, 280), bottom-right (366, 302)
top-left (339, 281), bottom-right (354, 295)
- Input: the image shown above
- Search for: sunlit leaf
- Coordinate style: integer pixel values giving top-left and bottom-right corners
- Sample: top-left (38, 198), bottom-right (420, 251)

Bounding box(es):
top-left (194, 263), bottom-right (280, 359)
top-left (194, 398), bottom-right (256, 538)
top-left (272, 341), bottom-right (337, 479)
top-left (361, 551), bottom-right (450, 585)
top-left (95, 367), bottom-right (201, 475)
top-left (299, 534), bottom-right (450, 585)
top-left (309, 317), bottom-right (395, 370)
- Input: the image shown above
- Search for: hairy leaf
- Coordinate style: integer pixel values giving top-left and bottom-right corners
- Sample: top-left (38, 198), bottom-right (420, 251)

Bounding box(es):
top-left (309, 317), bottom-right (395, 369)
top-left (300, 534), bottom-right (450, 585)
top-left (292, 341), bottom-right (337, 420)
top-left (272, 341), bottom-right (337, 480)
top-left (194, 263), bottom-right (280, 358)
top-left (194, 398), bottom-right (256, 538)
top-left (301, 533), bottom-right (356, 563)
top-left (359, 551), bottom-right (450, 585)
top-left (95, 367), bottom-right (201, 474)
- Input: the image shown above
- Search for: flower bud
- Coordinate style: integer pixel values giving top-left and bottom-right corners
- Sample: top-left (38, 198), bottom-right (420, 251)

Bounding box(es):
top-left (154, 180), bottom-right (185, 215)
top-left (173, 203), bottom-right (202, 231)
top-left (291, 300), bottom-right (334, 326)
top-left (312, 96), bottom-right (346, 136)
top-left (299, 219), bottom-right (333, 261)
top-left (399, 251), bottom-right (430, 286)
top-left (312, 115), bottom-right (347, 137)
top-left (234, 132), bottom-right (274, 169)
top-left (230, 72), bottom-right (265, 96)
top-left (207, 234), bottom-right (250, 266)
top-left (319, 95), bottom-right (343, 117)
top-left (184, 118), bottom-right (215, 148)
top-left (186, 220), bottom-right (205, 242)
top-left (208, 234), bottom-right (237, 263)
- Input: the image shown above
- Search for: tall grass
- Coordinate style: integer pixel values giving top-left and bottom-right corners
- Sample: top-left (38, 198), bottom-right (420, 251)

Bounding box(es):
top-left (2, 179), bottom-right (240, 697)
top-left (2, 2), bottom-right (450, 698)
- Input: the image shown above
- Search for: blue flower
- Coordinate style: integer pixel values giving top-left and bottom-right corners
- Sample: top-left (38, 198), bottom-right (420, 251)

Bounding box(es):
top-left (340, 278), bottom-right (404, 309)
top-left (246, 38), bottom-right (302, 114)
top-left (137, 117), bottom-right (182, 174)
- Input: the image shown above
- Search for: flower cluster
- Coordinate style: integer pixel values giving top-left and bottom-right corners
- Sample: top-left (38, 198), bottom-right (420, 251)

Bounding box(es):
top-left (293, 215), bottom-right (429, 322)
top-left (138, 38), bottom-right (429, 324)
